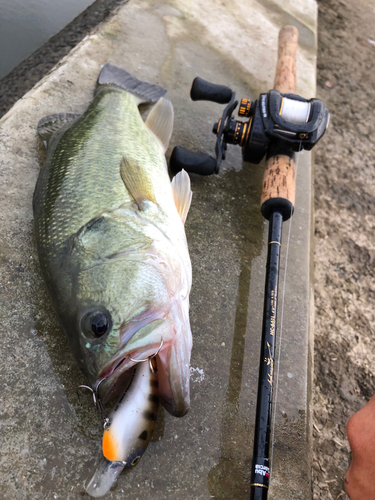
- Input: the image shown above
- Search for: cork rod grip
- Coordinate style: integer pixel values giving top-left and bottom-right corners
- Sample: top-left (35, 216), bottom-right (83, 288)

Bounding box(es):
top-left (273, 25), bottom-right (298, 94)
top-left (260, 26), bottom-right (299, 221)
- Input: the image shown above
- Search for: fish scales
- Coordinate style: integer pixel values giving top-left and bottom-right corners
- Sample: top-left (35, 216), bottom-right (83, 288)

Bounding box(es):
top-left (34, 89), bottom-right (172, 255)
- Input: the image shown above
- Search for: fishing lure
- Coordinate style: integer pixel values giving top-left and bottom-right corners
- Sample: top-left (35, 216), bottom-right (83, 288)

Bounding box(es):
top-left (85, 358), bottom-right (159, 498)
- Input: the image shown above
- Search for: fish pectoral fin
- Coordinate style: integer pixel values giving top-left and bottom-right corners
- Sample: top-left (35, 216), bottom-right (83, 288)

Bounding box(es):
top-left (145, 98), bottom-right (174, 153)
top-left (171, 170), bottom-right (192, 224)
top-left (37, 113), bottom-right (81, 149)
top-left (120, 156), bottom-right (157, 210)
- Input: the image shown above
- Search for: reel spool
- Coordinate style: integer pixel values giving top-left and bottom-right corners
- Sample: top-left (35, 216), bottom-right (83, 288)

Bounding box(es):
top-left (170, 77), bottom-right (330, 175)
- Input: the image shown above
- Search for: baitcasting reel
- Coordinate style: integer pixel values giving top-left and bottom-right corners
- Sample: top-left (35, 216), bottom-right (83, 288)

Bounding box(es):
top-left (170, 77), bottom-right (330, 175)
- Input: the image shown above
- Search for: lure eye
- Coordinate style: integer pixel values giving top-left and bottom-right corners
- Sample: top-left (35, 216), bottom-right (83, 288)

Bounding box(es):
top-left (131, 456), bottom-right (141, 467)
top-left (81, 310), bottom-right (111, 339)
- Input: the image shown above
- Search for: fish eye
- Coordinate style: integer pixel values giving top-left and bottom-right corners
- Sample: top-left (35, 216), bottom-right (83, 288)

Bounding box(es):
top-left (81, 310), bottom-right (112, 339)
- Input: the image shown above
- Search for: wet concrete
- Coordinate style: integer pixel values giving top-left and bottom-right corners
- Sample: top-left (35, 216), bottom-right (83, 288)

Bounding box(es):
top-left (0, 0), bottom-right (316, 499)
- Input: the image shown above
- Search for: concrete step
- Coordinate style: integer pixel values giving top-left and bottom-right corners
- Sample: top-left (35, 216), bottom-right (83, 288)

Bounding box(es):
top-left (0, 1), bottom-right (317, 498)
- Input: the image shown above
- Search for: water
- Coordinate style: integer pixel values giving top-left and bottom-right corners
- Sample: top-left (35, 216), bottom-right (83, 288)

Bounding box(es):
top-left (0, 0), bottom-right (95, 79)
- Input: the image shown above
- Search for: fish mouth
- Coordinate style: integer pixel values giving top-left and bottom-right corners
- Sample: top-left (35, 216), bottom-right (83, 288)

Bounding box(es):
top-left (94, 304), bottom-right (191, 417)
top-left (95, 317), bottom-right (173, 403)
top-left (96, 344), bottom-right (164, 404)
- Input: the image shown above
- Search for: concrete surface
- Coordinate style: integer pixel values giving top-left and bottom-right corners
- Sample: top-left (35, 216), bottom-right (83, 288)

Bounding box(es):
top-left (0, 0), bottom-right (317, 499)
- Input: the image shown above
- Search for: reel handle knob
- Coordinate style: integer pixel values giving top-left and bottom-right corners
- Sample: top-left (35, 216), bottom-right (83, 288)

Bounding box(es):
top-left (170, 146), bottom-right (217, 176)
top-left (190, 77), bottom-right (233, 104)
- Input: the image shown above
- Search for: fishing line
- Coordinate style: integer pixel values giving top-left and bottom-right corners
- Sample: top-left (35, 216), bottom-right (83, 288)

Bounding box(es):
top-left (270, 140), bottom-right (303, 475)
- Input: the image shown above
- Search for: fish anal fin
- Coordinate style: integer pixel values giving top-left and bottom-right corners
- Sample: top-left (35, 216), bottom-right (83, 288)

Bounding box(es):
top-left (145, 98), bottom-right (174, 153)
top-left (120, 156), bottom-right (157, 210)
top-left (37, 113), bottom-right (81, 149)
top-left (171, 170), bottom-right (192, 224)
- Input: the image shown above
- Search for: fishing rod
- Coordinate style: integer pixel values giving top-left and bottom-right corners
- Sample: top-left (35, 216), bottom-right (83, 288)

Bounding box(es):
top-left (169, 26), bottom-right (329, 498)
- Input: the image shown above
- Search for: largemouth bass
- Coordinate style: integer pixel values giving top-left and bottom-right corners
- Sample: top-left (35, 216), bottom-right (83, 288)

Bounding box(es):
top-left (33, 64), bottom-right (193, 417)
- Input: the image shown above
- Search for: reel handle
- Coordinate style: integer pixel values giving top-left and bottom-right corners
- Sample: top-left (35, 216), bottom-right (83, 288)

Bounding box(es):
top-left (170, 146), bottom-right (217, 176)
top-left (190, 77), bottom-right (233, 104)
top-left (260, 25), bottom-right (298, 222)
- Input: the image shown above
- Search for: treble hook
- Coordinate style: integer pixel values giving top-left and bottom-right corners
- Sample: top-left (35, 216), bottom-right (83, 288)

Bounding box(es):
top-left (127, 338), bottom-right (164, 363)
top-left (76, 339), bottom-right (163, 429)
top-left (76, 382), bottom-right (110, 430)
top-left (127, 338), bottom-right (163, 375)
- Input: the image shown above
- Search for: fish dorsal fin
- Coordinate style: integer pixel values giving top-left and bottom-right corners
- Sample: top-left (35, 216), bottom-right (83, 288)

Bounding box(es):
top-left (97, 64), bottom-right (167, 104)
top-left (37, 113), bottom-right (81, 149)
top-left (145, 98), bottom-right (174, 153)
top-left (171, 170), bottom-right (192, 224)
top-left (120, 156), bottom-right (157, 210)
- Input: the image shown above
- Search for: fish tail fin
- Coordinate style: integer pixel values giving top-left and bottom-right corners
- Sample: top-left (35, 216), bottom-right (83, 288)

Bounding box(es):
top-left (96, 64), bottom-right (167, 104)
